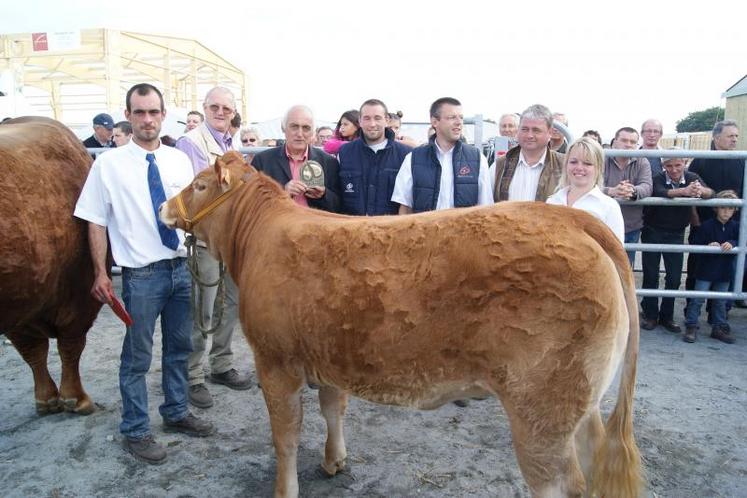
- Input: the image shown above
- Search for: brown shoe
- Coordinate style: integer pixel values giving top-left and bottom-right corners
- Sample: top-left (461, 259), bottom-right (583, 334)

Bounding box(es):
top-left (640, 317), bottom-right (658, 330)
top-left (163, 412), bottom-right (214, 437)
top-left (210, 368), bottom-right (253, 390)
top-left (123, 435), bottom-right (167, 465)
top-left (659, 319), bottom-right (682, 334)
top-left (189, 383), bottom-right (214, 409)
top-left (683, 326), bottom-right (697, 343)
top-left (711, 325), bottom-right (735, 344)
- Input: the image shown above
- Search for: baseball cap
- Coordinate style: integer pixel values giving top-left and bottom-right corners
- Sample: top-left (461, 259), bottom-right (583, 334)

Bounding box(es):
top-left (93, 113), bottom-right (114, 130)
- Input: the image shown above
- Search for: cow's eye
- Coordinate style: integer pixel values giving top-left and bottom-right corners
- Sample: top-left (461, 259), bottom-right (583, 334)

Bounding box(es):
top-left (194, 182), bottom-right (207, 192)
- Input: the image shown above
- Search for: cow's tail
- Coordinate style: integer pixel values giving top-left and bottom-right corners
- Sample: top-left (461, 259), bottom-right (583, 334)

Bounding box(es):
top-left (585, 221), bottom-right (643, 498)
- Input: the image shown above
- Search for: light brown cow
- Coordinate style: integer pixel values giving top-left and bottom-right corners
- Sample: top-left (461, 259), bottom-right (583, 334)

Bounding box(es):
top-left (0, 116), bottom-right (105, 415)
top-left (161, 152), bottom-right (642, 498)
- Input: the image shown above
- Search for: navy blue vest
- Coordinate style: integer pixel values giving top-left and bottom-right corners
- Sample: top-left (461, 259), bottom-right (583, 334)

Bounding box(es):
top-left (338, 128), bottom-right (412, 215)
top-left (411, 139), bottom-right (481, 213)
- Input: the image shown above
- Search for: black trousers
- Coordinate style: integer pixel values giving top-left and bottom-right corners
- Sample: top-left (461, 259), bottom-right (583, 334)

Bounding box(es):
top-left (641, 226), bottom-right (685, 321)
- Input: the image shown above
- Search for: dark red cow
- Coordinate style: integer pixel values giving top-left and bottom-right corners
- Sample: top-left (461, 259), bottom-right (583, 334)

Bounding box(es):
top-left (0, 116), bottom-right (105, 414)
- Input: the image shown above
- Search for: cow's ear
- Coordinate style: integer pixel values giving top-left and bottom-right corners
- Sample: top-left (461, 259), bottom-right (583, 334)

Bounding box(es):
top-left (214, 157), bottom-right (231, 189)
top-left (214, 157), bottom-right (222, 179)
top-left (217, 161), bottom-right (231, 190)
top-left (219, 167), bottom-right (231, 189)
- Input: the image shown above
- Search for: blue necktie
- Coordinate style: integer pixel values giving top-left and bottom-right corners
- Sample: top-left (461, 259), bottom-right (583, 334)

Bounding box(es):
top-left (146, 153), bottom-right (179, 250)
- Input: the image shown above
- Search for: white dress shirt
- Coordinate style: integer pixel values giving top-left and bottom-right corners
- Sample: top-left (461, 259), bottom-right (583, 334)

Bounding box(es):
top-left (74, 141), bottom-right (194, 268)
top-left (546, 186), bottom-right (625, 243)
top-left (508, 149), bottom-right (547, 201)
top-left (391, 142), bottom-right (493, 210)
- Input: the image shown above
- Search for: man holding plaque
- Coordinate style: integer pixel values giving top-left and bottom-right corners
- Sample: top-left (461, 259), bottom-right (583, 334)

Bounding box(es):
top-left (251, 105), bottom-right (341, 213)
top-left (337, 99), bottom-right (413, 215)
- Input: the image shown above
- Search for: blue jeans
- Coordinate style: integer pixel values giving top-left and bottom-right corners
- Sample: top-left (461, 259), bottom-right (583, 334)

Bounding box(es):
top-left (685, 280), bottom-right (730, 327)
top-left (624, 229), bottom-right (641, 267)
top-left (640, 227), bottom-right (685, 321)
top-left (120, 258), bottom-right (192, 439)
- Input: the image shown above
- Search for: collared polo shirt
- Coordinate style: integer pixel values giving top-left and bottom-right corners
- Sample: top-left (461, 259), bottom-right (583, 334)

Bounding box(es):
top-left (286, 145), bottom-right (310, 207)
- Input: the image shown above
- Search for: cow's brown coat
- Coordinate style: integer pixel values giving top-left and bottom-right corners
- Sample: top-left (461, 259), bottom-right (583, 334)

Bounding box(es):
top-left (0, 117), bottom-right (104, 414)
top-left (162, 152), bottom-right (642, 498)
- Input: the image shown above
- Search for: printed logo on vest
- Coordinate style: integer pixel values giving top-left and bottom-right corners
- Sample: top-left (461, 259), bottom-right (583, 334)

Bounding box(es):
top-left (458, 165), bottom-right (471, 176)
top-left (344, 182), bottom-right (354, 193)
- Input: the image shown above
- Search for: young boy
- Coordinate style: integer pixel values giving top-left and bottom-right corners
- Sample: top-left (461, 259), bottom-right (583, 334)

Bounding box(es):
top-left (684, 190), bottom-right (739, 344)
top-left (640, 154), bottom-right (712, 333)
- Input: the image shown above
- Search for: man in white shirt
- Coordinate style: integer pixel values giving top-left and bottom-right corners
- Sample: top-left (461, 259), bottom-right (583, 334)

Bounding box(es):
top-left (75, 83), bottom-right (213, 465)
top-left (391, 97), bottom-right (493, 213)
top-left (493, 104), bottom-right (564, 203)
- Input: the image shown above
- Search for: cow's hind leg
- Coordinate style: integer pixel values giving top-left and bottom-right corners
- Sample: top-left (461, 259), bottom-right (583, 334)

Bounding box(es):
top-left (506, 411), bottom-right (586, 498)
top-left (57, 333), bottom-right (94, 414)
top-left (318, 385), bottom-right (348, 476)
top-left (574, 407), bottom-right (605, 493)
top-left (257, 358), bottom-right (304, 498)
top-left (6, 331), bottom-right (61, 414)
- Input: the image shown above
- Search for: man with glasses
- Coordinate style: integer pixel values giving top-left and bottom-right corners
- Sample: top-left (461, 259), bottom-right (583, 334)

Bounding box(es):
top-left (240, 127), bottom-right (261, 163)
top-left (240, 127), bottom-right (261, 148)
top-left (392, 97), bottom-right (493, 214)
top-left (251, 105), bottom-right (341, 212)
top-left (315, 126), bottom-right (334, 147)
top-left (640, 119), bottom-right (664, 176)
top-left (175, 86), bottom-right (252, 409)
top-left (391, 96), bottom-right (492, 408)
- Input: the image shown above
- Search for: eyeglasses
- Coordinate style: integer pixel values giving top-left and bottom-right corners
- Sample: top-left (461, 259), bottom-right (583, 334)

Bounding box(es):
top-left (241, 138), bottom-right (257, 145)
top-left (207, 104), bottom-right (235, 115)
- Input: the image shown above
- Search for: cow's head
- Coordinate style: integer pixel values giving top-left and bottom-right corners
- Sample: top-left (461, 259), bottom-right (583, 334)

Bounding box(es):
top-left (160, 151), bottom-right (251, 245)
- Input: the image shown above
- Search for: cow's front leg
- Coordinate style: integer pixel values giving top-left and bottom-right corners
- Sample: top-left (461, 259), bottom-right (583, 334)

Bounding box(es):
top-left (257, 359), bottom-right (304, 498)
top-left (57, 333), bottom-right (94, 414)
top-left (318, 385), bottom-right (348, 475)
top-left (6, 331), bottom-right (61, 414)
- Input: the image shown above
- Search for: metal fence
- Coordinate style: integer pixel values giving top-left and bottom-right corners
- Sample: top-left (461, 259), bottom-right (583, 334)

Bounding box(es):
top-left (610, 148), bottom-right (747, 300)
top-left (86, 144), bottom-right (747, 301)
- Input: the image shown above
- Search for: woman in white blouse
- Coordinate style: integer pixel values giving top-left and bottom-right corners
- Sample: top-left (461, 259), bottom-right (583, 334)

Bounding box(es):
top-left (546, 137), bottom-right (625, 243)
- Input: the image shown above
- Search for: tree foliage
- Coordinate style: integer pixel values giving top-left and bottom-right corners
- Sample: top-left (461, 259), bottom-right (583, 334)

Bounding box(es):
top-left (675, 107), bottom-right (725, 133)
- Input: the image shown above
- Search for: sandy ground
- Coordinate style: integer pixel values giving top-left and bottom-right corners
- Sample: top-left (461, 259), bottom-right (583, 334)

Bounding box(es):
top-left (1, 274), bottom-right (746, 498)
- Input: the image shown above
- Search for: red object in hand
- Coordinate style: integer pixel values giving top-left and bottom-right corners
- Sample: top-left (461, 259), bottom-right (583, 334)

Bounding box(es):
top-left (108, 291), bottom-right (133, 327)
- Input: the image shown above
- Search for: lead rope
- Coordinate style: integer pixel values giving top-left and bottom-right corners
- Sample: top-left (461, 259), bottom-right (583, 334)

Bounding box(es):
top-left (185, 235), bottom-right (226, 338)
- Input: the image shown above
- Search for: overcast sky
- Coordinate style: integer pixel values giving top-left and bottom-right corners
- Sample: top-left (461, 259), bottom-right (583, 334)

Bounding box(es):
top-left (3, 0), bottom-right (746, 141)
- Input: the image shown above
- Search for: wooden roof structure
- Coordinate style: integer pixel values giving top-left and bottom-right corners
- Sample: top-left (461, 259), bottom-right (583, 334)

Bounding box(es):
top-left (0, 29), bottom-right (247, 122)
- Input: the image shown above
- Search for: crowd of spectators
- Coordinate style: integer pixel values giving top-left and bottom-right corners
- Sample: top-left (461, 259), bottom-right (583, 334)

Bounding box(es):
top-left (54, 83), bottom-right (745, 464)
top-left (74, 97), bottom-right (744, 348)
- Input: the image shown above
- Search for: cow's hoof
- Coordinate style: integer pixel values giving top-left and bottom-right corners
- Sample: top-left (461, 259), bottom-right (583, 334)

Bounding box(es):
top-left (321, 457), bottom-right (346, 476)
top-left (36, 397), bottom-right (63, 415)
top-left (62, 397), bottom-right (95, 415)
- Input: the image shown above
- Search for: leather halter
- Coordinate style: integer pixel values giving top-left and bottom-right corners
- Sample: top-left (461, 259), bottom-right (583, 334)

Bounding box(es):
top-left (172, 171), bottom-right (253, 232)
